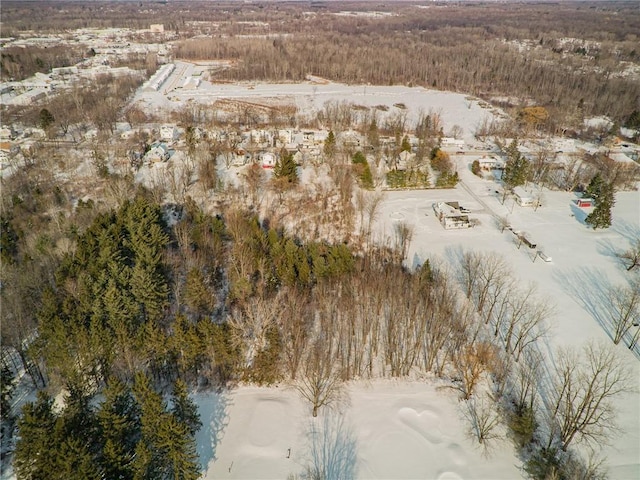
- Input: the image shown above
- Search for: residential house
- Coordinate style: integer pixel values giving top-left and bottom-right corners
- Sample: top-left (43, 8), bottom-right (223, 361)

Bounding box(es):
top-left (261, 152), bottom-right (277, 168)
top-left (513, 186), bottom-right (535, 207)
top-left (278, 129), bottom-right (294, 146)
top-left (231, 148), bottom-right (251, 167)
top-left (339, 130), bottom-right (364, 149)
top-left (144, 142), bottom-right (171, 163)
top-left (432, 202), bottom-right (472, 230)
top-left (478, 155), bottom-right (505, 170)
top-left (0, 126), bottom-right (13, 140)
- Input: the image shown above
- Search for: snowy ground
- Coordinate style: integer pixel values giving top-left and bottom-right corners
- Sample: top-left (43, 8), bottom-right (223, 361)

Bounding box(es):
top-left (375, 155), bottom-right (640, 477)
top-left (195, 381), bottom-right (523, 480)
top-left (5, 69), bottom-right (638, 478)
top-left (133, 60), bottom-right (502, 144)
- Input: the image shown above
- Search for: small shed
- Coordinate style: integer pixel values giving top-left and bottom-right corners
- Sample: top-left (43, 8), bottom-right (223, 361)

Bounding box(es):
top-left (576, 198), bottom-right (594, 208)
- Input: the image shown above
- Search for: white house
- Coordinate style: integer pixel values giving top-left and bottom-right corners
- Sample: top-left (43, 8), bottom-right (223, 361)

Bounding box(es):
top-left (441, 137), bottom-right (465, 150)
top-left (513, 186), bottom-right (535, 207)
top-left (261, 152), bottom-right (277, 168)
top-left (160, 125), bottom-right (177, 142)
top-left (6, 88), bottom-right (47, 106)
top-left (278, 129), bottom-right (294, 145)
top-left (477, 155), bottom-right (505, 170)
top-left (339, 130), bottom-right (364, 149)
top-left (0, 126), bottom-right (13, 140)
top-left (432, 202), bottom-right (472, 230)
top-left (144, 143), bottom-right (171, 163)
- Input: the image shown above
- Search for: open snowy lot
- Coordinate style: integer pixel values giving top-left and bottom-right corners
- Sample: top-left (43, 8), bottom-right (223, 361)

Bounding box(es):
top-left (133, 61), bottom-right (501, 144)
top-left (195, 381), bottom-right (523, 480)
top-left (374, 156), bottom-right (640, 478)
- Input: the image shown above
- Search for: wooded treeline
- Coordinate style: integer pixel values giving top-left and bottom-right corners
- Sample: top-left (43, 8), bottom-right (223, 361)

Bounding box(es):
top-left (2, 1), bottom-right (639, 125)
top-left (176, 31), bottom-right (639, 126)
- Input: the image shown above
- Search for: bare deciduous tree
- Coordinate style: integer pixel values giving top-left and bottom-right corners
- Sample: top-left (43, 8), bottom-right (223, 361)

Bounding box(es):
top-left (547, 342), bottom-right (633, 451)
top-left (229, 293), bottom-right (283, 368)
top-left (393, 221), bottom-right (414, 262)
top-left (296, 336), bottom-right (344, 418)
top-left (618, 239), bottom-right (640, 272)
top-left (609, 281), bottom-right (640, 346)
top-left (459, 250), bottom-right (483, 299)
top-left (495, 216), bottom-right (510, 233)
top-left (279, 288), bottom-right (312, 380)
top-left (472, 253), bottom-right (510, 315)
top-left (452, 342), bottom-right (496, 400)
top-left (465, 394), bottom-right (501, 447)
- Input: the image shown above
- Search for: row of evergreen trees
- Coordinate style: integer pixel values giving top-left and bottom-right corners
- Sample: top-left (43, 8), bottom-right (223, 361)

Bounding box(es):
top-left (14, 375), bottom-right (201, 480)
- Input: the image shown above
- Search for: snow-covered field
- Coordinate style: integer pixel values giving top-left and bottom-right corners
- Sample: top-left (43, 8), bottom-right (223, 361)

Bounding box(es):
top-left (134, 61), bottom-right (502, 144)
top-left (195, 381), bottom-right (523, 480)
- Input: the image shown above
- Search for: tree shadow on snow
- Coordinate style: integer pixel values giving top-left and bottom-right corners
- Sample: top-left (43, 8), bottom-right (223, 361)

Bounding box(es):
top-left (568, 202), bottom-right (588, 226)
top-left (596, 238), bottom-right (630, 271)
top-left (612, 219), bottom-right (640, 244)
top-left (301, 411), bottom-right (358, 480)
top-left (194, 388), bottom-right (232, 472)
top-left (552, 267), bottom-right (615, 343)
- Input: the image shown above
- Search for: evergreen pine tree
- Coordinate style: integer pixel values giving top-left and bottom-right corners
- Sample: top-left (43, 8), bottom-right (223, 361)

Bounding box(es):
top-left (273, 150), bottom-right (298, 184)
top-left (58, 385), bottom-right (99, 449)
top-left (503, 139), bottom-right (529, 188)
top-left (367, 120), bottom-right (380, 148)
top-left (55, 438), bottom-right (101, 480)
top-left (584, 173), bottom-right (606, 202)
top-left (323, 130), bottom-right (336, 159)
top-left (352, 151), bottom-right (374, 189)
top-left (401, 135), bottom-right (411, 152)
top-left (585, 182), bottom-right (615, 230)
top-left (39, 108), bottom-right (55, 130)
top-left (584, 174), bottom-right (615, 230)
top-left (96, 377), bottom-right (141, 479)
top-left (1, 365), bottom-right (15, 421)
top-left (130, 261), bottom-right (169, 323)
top-left (625, 109), bottom-right (640, 129)
top-left (184, 268), bottom-right (213, 317)
top-left (14, 392), bottom-right (57, 479)
top-left (157, 416), bottom-right (201, 480)
top-left (132, 372), bottom-right (167, 479)
top-left (170, 315), bottom-right (204, 379)
top-left (171, 379), bottom-right (202, 437)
